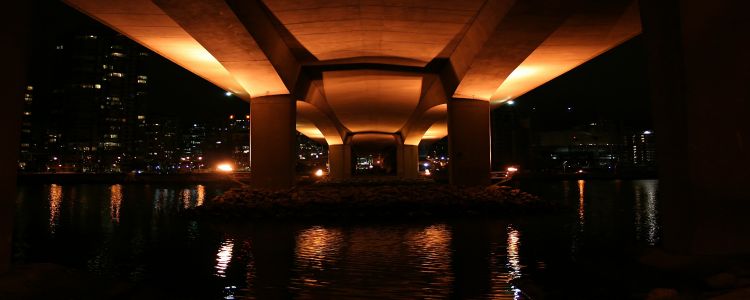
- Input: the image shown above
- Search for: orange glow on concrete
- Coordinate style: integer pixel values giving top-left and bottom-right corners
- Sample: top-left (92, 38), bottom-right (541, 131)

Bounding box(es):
top-left (491, 3), bottom-right (641, 104)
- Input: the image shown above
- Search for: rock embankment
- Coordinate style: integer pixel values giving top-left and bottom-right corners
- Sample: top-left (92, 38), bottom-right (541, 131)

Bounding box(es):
top-left (189, 182), bottom-right (553, 220)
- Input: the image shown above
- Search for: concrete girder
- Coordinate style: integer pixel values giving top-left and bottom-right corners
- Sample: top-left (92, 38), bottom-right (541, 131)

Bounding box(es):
top-left (453, 0), bottom-right (577, 101)
top-left (262, 0), bottom-right (487, 65)
top-left (296, 101), bottom-right (344, 145)
top-left (402, 104), bottom-right (447, 146)
top-left (490, 0), bottom-right (641, 104)
top-left (153, 0), bottom-right (288, 97)
top-left (322, 69), bottom-right (422, 133)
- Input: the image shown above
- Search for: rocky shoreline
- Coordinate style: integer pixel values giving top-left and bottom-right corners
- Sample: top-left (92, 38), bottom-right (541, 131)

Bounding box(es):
top-left (188, 180), bottom-right (555, 220)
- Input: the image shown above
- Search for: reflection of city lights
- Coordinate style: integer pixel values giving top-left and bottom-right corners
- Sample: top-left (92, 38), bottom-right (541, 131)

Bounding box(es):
top-left (407, 224), bottom-right (453, 299)
top-left (296, 226), bottom-right (343, 287)
top-left (217, 163), bottom-right (234, 172)
top-left (578, 180), bottom-right (585, 228)
top-left (314, 169), bottom-right (324, 177)
top-left (110, 184), bottom-right (122, 223)
top-left (634, 180), bottom-right (659, 245)
top-left (507, 226), bottom-right (523, 300)
top-left (49, 184), bottom-right (63, 234)
top-left (215, 239), bottom-right (234, 278)
top-left (196, 184), bottom-right (205, 207)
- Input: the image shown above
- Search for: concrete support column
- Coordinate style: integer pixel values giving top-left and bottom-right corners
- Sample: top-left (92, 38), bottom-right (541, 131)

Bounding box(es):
top-left (640, 0), bottom-right (750, 255)
top-left (250, 95), bottom-right (296, 189)
top-left (397, 144), bottom-right (419, 179)
top-left (448, 98), bottom-right (490, 186)
top-left (0, 1), bottom-right (30, 273)
top-left (328, 144), bottom-right (351, 180)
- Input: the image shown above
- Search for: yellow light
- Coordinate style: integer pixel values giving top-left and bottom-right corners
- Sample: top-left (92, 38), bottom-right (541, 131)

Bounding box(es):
top-left (217, 163), bottom-right (234, 172)
top-left (424, 169), bottom-right (431, 176)
top-left (314, 169), bottom-right (324, 177)
top-left (507, 166), bottom-right (518, 173)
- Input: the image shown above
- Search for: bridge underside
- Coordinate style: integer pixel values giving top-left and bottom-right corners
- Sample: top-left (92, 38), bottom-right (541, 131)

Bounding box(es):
top-left (65, 0), bottom-right (641, 187)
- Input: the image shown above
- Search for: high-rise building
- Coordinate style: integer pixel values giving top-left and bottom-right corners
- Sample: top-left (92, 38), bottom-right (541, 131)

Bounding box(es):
top-left (26, 31), bottom-right (149, 173)
top-left (18, 86), bottom-right (35, 171)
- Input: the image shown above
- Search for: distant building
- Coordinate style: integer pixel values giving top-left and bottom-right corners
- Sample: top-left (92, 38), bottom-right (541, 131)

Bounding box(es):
top-left (621, 130), bottom-right (657, 170)
top-left (24, 31), bottom-right (149, 173)
top-left (18, 86), bottom-right (35, 171)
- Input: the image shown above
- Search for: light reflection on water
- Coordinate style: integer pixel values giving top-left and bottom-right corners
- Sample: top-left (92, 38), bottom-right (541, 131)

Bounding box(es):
top-left (406, 224), bottom-right (453, 299)
top-left (48, 184), bottom-right (62, 234)
top-left (17, 181), bottom-right (661, 299)
top-left (634, 180), bottom-right (660, 245)
top-left (215, 239), bottom-right (235, 278)
top-left (110, 184), bottom-right (122, 223)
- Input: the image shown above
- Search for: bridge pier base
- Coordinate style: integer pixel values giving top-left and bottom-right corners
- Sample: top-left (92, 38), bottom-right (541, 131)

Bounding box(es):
top-left (250, 95), bottom-right (296, 189)
top-left (642, 0), bottom-right (750, 255)
top-left (397, 144), bottom-right (419, 179)
top-left (328, 144), bottom-right (351, 180)
top-left (448, 98), bottom-right (490, 186)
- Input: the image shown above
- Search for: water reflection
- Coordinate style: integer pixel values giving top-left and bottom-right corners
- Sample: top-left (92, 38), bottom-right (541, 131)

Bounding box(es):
top-left (634, 180), bottom-right (659, 245)
top-left (182, 189), bottom-right (192, 209)
top-left (110, 184), bottom-right (122, 223)
top-left (215, 239), bottom-right (235, 278)
top-left (295, 226), bottom-right (343, 288)
top-left (577, 180), bottom-right (585, 229)
top-left (179, 185), bottom-right (207, 209)
top-left (489, 225), bottom-right (524, 300)
top-left (48, 184), bottom-right (63, 234)
top-left (196, 184), bottom-right (205, 207)
top-left (507, 226), bottom-right (523, 300)
top-left (407, 224), bottom-right (453, 299)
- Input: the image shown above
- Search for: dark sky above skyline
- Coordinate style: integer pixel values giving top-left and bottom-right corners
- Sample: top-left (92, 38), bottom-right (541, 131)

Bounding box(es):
top-left (30, 0), bottom-right (249, 124)
top-left (31, 0), bottom-right (652, 130)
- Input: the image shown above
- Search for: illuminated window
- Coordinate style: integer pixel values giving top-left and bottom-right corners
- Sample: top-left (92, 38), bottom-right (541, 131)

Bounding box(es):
top-left (111, 52), bottom-right (125, 58)
top-left (23, 112), bottom-right (31, 116)
top-left (108, 72), bottom-right (124, 78)
top-left (137, 115), bottom-right (145, 120)
top-left (55, 45), bottom-right (64, 50)
top-left (26, 86), bottom-right (33, 91)
top-left (94, 84), bottom-right (101, 89)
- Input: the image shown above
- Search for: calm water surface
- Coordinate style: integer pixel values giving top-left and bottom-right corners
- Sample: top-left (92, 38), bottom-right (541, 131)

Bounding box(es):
top-left (13, 180), bottom-right (659, 299)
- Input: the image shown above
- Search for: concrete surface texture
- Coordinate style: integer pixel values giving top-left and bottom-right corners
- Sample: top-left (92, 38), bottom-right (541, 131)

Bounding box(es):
top-left (63, 0), bottom-right (640, 149)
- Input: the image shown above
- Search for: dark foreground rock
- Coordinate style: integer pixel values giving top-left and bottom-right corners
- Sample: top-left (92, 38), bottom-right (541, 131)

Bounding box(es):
top-left (188, 181), bottom-right (555, 220)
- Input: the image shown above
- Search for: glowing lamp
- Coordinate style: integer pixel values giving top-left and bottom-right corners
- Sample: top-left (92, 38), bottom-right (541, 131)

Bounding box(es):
top-left (314, 169), bottom-right (324, 177)
top-left (507, 166), bottom-right (518, 173)
top-left (217, 163), bottom-right (234, 172)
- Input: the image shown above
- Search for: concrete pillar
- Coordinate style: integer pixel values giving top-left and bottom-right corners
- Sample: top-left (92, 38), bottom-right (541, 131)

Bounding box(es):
top-left (397, 144), bottom-right (419, 179)
top-left (448, 98), bottom-right (491, 186)
top-left (328, 144), bottom-right (351, 180)
top-left (640, 0), bottom-right (750, 255)
top-left (0, 1), bottom-right (30, 273)
top-left (250, 95), bottom-right (296, 189)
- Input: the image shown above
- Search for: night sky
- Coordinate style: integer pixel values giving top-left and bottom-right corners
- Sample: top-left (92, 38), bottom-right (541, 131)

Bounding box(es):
top-left (512, 36), bottom-right (653, 131)
top-left (31, 0), bottom-right (651, 129)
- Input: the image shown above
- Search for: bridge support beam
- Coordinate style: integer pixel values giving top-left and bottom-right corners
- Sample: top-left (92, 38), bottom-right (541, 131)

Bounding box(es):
top-left (397, 144), bottom-right (419, 179)
top-left (328, 144), bottom-right (351, 180)
top-left (250, 95), bottom-right (296, 189)
top-left (0, 1), bottom-right (29, 273)
top-left (641, 0), bottom-right (750, 255)
top-left (448, 98), bottom-right (490, 186)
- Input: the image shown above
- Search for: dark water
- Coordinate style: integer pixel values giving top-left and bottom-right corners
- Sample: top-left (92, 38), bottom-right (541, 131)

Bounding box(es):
top-left (13, 180), bottom-right (659, 299)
